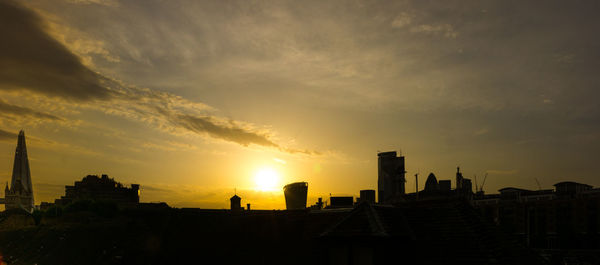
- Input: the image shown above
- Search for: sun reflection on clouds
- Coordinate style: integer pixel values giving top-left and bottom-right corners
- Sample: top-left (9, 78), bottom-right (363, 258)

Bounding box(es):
top-left (273, 158), bottom-right (286, 164)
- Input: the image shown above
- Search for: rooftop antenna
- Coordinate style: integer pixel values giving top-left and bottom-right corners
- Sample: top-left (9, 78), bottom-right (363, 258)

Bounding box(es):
top-left (534, 178), bottom-right (541, 190)
top-left (415, 170), bottom-right (420, 201)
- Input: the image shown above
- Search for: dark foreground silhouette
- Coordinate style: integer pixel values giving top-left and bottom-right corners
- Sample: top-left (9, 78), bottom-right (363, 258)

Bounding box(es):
top-left (0, 198), bottom-right (553, 265)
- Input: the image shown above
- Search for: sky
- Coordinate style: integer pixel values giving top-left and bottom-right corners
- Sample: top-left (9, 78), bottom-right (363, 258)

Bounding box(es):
top-left (1, 0), bottom-right (599, 209)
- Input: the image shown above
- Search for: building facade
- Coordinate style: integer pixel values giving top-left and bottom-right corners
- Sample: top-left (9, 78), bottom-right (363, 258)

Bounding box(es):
top-left (283, 182), bottom-right (308, 210)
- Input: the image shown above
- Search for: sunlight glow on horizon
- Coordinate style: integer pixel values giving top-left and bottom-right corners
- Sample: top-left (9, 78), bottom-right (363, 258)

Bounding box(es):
top-left (254, 168), bottom-right (280, 192)
top-left (2, 0), bottom-right (600, 209)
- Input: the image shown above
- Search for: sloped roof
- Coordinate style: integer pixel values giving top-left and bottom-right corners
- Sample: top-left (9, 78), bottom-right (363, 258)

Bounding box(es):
top-left (320, 202), bottom-right (414, 238)
top-left (554, 181), bottom-right (592, 188)
top-left (320, 199), bottom-right (546, 265)
top-left (498, 187), bottom-right (531, 193)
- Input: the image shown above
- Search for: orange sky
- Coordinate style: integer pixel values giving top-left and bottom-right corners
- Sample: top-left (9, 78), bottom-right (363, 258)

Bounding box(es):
top-left (1, 0), bottom-right (600, 209)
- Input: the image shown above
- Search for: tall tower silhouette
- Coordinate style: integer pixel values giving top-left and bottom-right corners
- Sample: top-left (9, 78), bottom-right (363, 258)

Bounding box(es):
top-left (4, 130), bottom-right (34, 211)
top-left (377, 151), bottom-right (406, 204)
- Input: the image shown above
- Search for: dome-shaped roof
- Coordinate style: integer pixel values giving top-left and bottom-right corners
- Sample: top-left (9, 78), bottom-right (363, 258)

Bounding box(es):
top-left (424, 173), bottom-right (439, 191)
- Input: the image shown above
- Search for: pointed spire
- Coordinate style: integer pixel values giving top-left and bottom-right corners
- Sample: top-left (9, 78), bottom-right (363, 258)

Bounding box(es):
top-left (11, 130), bottom-right (32, 192)
top-left (8, 130), bottom-right (34, 210)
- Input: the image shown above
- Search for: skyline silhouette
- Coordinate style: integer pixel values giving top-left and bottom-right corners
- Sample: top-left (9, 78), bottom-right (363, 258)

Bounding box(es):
top-left (3, 1), bottom-right (600, 264)
top-left (1, 0), bottom-right (600, 210)
top-left (1, 129), bottom-right (598, 264)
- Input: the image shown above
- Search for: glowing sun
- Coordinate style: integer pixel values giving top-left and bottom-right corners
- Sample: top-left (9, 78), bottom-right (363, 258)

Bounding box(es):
top-left (254, 168), bottom-right (280, 191)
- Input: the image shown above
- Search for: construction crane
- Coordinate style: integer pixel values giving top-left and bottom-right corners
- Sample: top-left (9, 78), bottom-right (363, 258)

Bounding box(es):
top-left (479, 173), bottom-right (488, 193)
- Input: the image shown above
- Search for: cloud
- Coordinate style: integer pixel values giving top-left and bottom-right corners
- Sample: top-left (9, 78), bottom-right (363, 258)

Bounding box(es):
top-left (473, 128), bottom-right (489, 136)
top-left (390, 11), bottom-right (457, 38)
top-left (553, 53), bottom-right (575, 64)
top-left (391, 12), bottom-right (413, 28)
top-left (279, 147), bottom-right (322, 156)
top-left (273, 158), bottom-right (286, 164)
top-left (0, 0), bottom-right (112, 101)
top-left (0, 0), bottom-right (318, 154)
top-left (173, 114), bottom-right (278, 147)
top-left (410, 24), bottom-right (457, 38)
top-left (140, 184), bottom-right (172, 193)
top-left (98, 88), bottom-right (287, 150)
top-left (0, 100), bottom-right (64, 121)
top-left (64, 0), bottom-right (119, 7)
top-left (0, 128), bottom-right (17, 141)
top-left (40, 12), bottom-right (121, 67)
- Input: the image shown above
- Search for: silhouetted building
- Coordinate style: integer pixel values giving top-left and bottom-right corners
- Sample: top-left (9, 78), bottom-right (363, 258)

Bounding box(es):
top-left (54, 174), bottom-right (139, 207)
top-left (424, 173), bottom-right (439, 191)
top-left (230, 194), bottom-right (241, 211)
top-left (464, 179), bottom-right (472, 191)
top-left (358, 189), bottom-right (376, 204)
top-left (554, 181), bottom-right (592, 198)
top-left (328, 196), bottom-right (353, 208)
top-left (283, 182), bottom-right (308, 210)
top-left (439, 180), bottom-right (451, 191)
top-left (320, 199), bottom-right (546, 265)
top-left (455, 167), bottom-right (473, 198)
top-left (498, 187), bottom-right (533, 201)
top-left (377, 151), bottom-right (406, 203)
top-left (405, 172), bottom-right (455, 201)
top-left (310, 197), bottom-right (324, 210)
top-left (3, 130), bottom-right (34, 212)
top-left (473, 182), bottom-right (600, 250)
top-left (456, 166), bottom-right (463, 190)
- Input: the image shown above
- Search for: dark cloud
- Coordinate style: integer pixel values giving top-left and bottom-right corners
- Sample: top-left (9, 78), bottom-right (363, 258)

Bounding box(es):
top-left (281, 147), bottom-right (322, 156)
top-left (0, 1), bottom-right (319, 154)
top-left (174, 114), bottom-right (278, 148)
top-left (0, 128), bottom-right (17, 141)
top-left (140, 185), bottom-right (172, 193)
top-left (0, 100), bottom-right (64, 121)
top-left (0, 0), bottom-right (112, 101)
